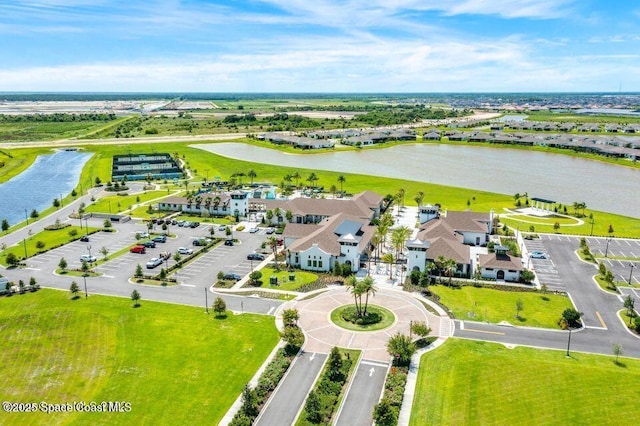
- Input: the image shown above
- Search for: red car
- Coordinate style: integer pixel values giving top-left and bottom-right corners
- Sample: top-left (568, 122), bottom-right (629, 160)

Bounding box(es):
top-left (130, 245), bottom-right (146, 254)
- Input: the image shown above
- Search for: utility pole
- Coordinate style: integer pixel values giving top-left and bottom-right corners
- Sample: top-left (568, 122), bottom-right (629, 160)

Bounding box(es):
top-left (205, 287), bottom-right (209, 314)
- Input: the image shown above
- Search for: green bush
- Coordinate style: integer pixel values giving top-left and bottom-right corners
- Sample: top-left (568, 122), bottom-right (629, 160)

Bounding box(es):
top-left (341, 306), bottom-right (382, 325)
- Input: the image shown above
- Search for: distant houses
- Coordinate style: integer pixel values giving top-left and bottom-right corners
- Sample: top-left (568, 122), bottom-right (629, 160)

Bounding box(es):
top-left (257, 128), bottom-right (416, 149)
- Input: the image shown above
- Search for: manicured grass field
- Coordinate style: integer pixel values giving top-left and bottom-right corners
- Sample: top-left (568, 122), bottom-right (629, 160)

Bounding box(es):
top-left (84, 190), bottom-right (167, 214)
top-left (0, 289), bottom-right (279, 425)
top-left (430, 285), bottom-right (573, 328)
top-left (257, 267), bottom-right (318, 291)
top-left (410, 339), bottom-right (640, 425)
top-left (0, 226), bottom-right (100, 266)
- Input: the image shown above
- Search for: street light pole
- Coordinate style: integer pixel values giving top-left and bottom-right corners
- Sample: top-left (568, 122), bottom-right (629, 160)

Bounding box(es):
top-left (83, 274), bottom-right (88, 298)
top-left (22, 238), bottom-right (28, 260)
top-left (605, 237), bottom-right (611, 258)
top-left (205, 287), bottom-right (209, 314)
top-left (589, 218), bottom-right (595, 236)
top-left (566, 327), bottom-right (572, 357)
top-left (629, 263), bottom-right (636, 285)
top-left (87, 245), bottom-right (92, 259)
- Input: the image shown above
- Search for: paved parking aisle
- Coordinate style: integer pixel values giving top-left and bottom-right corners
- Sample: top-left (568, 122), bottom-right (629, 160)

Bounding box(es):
top-left (524, 236), bottom-right (565, 291)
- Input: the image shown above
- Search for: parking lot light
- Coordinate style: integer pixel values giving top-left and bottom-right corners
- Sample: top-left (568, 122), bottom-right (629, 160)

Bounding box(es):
top-left (605, 237), bottom-right (612, 258)
top-left (629, 263), bottom-right (636, 286)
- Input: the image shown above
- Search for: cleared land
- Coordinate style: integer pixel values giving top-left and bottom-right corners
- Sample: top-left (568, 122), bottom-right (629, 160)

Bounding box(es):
top-left (410, 339), bottom-right (640, 425)
top-left (430, 285), bottom-right (573, 328)
top-left (0, 289), bottom-right (279, 425)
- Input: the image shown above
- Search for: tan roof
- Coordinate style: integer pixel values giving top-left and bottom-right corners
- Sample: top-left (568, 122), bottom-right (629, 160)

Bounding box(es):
top-left (263, 195), bottom-right (374, 220)
top-left (418, 219), bottom-right (462, 242)
top-left (479, 253), bottom-right (523, 271)
top-left (426, 237), bottom-right (470, 264)
top-left (282, 224), bottom-right (318, 239)
top-left (351, 190), bottom-right (384, 209)
top-left (442, 211), bottom-right (490, 233)
top-left (288, 213), bottom-right (374, 256)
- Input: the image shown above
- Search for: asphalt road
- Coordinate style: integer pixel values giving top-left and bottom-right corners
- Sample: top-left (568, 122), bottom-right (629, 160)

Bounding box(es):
top-left (255, 351), bottom-right (327, 426)
top-left (335, 359), bottom-right (388, 426)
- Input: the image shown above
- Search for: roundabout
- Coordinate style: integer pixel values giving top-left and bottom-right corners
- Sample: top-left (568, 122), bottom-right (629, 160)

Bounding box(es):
top-left (292, 287), bottom-right (451, 362)
top-left (330, 304), bottom-right (396, 331)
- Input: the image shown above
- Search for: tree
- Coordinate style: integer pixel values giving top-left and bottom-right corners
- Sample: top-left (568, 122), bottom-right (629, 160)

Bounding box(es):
top-left (58, 257), bottom-right (68, 272)
top-left (103, 219), bottom-right (112, 229)
top-left (553, 222), bottom-right (560, 232)
top-left (268, 236), bottom-right (279, 271)
top-left (304, 390), bottom-right (322, 423)
top-left (69, 281), bottom-right (80, 299)
top-left (282, 308), bottom-right (299, 327)
top-left (1, 219), bottom-right (8, 233)
top-left (337, 174), bottom-right (346, 193)
top-left (249, 270), bottom-right (262, 286)
top-left (360, 275), bottom-right (377, 316)
top-left (612, 343), bottom-right (623, 365)
top-left (35, 240), bottom-right (45, 249)
top-left (414, 190), bottom-right (425, 207)
top-left (281, 326), bottom-right (304, 352)
top-left (598, 262), bottom-right (607, 277)
top-left (382, 252), bottom-right (395, 280)
top-left (29, 277), bottom-right (37, 291)
top-left (608, 224), bottom-right (614, 235)
top-left (387, 333), bottom-right (417, 367)
top-left (134, 264), bottom-right (144, 279)
top-left (240, 385), bottom-right (258, 418)
top-left (623, 295), bottom-right (635, 325)
top-left (247, 169), bottom-right (257, 185)
top-left (373, 398), bottom-right (398, 426)
top-left (131, 289), bottom-right (141, 307)
top-left (95, 176), bottom-right (101, 186)
top-left (100, 246), bottom-right (109, 259)
top-left (521, 269), bottom-right (535, 283)
top-left (327, 346), bottom-right (344, 381)
top-left (515, 299), bottom-right (524, 319)
top-left (6, 253), bottom-right (19, 267)
top-left (213, 296), bottom-right (226, 316)
top-left (52, 198), bottom-right (60, 208)
top-left (292, 170), bottom-right (301, 188)
top-left (306, 172), bottom-right (318, 188)
top-left (285, 210), bottom-right (293, 223)
top-left (443, 257), bottom-right (457, 286)
top-left (345, 275), bottom-right (363, 316)
top-left (561, 308), bottom-right (582, 329)
top-left (81, 260), bottom-right (90, 276)
top-left (30, 209), bottom-right (39, 218)
top-left (411, 321), bottom-right (432, 338)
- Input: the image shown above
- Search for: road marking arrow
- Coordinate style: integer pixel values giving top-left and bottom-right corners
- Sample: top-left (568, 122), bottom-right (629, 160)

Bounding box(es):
top-left (369, 367), bottom-right (375, 377)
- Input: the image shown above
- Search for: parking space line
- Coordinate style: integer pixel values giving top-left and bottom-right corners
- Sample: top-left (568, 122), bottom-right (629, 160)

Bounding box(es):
top-left (595, 311), bottom-right (607, 329)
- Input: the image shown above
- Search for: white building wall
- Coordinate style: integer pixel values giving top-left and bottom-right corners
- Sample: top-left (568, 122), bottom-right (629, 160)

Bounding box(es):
top-left (339, 243), bottom-right (360, 272)
top-left (481, 268), bottom-right (520, 282)
top-left (460, 231), bottom-right (488, 245)
top-left (299, 245), bottom-right (331, 272)
top-left (407, 248), bottom-right (426, 272)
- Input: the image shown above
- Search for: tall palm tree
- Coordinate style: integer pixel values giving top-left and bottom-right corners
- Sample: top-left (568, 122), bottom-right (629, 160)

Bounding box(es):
top-left (337, 175), bottom-right (346, 194)
top-left (397, 188), bottom-right (406, 208)
top-left (307, 172), bottom-right (318, 188)
top-left (414, 191), bottom-right (425, 207)
top-left (247, 169), bottom-right (257, 185)
top-left (375, 225), bottom-right (388, 257)
top-left (381, 252), bottom-right (395, 280)
top-left (330, 184), bottom-right (337, 197)
top-left (360, 275), bottom-right (377, 316)
top-left (391, 226), bottom-right (411, 261)
top-left (292, 171), bottom-right (301, 188)
top-left (345, 275), bottom-right (362, 316)
top-left (268, 236), bottom-right (279, 271)
top-left (435, 255), bottom-right (446, 284)
top-left (443, 258), bottom-right (457, 286)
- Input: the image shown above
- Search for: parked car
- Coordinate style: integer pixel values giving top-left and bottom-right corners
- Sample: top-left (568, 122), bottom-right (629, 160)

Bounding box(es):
top-left (193, 238), bottom-right (208, 246)
top-left (171, 219), bottom-right (178, 225)
top-left (530, 251), bottom-right (547, 259)
top-left (247, 253), bottom-right (265, 261)
top-left (152, 235), bottom-right (167, 243)
top-left (79, 254), bottom-right (97, 263)
top-left (249, 227), bottom-right (259, 233)
top-left (265, 227), bottom-right (275, 234)
top-left (137, 232), bottom-right (150, 239)
top-left (223, 272), bottom-right (242, 281)
top-left (130, 245), bottom-right (146, 254)
top-left (142, 240), bottom-right (156, 248)
top-left (224, 239), bottom-right (234, 246)
top-left (189, 221), bottom-right (200, 228)
top-left (218, 225), bottom-right (227, 231)
top-left (178, 247), bottom-right (193, 255)
top-left (177, 220), bottom-right (186, 227)
top-left (80, 235), bottom-right (89, 242)
top-left (146, 257), bottom-right (162, 269)
top-left (159, 251), bottom-right (171, 261)
top-left (156, 219), bottom-right (165, 225)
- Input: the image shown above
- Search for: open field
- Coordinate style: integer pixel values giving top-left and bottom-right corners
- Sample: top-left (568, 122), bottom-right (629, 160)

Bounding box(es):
top-left (0, 120), bottom-right (117, 142)
top-left (410, 339), bottom-right (640, 425)
top-left (0, 289), bottom-right (279, 425)
top-left (430, 285), bottom-right (573, 328)
top-left (0, 226), bottom-right (100, 266)
top-left (85, 190), bottom-right (168, 215)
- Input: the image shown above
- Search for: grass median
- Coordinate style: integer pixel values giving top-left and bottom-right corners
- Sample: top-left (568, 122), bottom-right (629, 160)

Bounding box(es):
top-left (0, 289), bottom-right (279, 425)
top-left (410, 339), bottom-right (640, 425)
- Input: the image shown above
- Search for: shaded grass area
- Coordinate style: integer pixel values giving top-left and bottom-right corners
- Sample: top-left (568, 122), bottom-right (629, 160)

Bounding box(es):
top-left (256, 267), bottom-right (319, 291)
top-left (431, 285), bottom-right (572, 328)
top-left (0, 226), bottom-right (100, 266)
top-left (0, 289), bottom-right (279, 425)
top-left (410, 339), bottom-right (640, 426)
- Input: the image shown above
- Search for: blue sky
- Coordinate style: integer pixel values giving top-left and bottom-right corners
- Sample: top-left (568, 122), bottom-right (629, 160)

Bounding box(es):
top-left (1, 0), bottom-right (640, 92)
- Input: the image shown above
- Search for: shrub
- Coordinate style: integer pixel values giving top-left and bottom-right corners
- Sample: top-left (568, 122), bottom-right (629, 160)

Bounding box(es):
top-left (341, 306), bottom-right (381, 325)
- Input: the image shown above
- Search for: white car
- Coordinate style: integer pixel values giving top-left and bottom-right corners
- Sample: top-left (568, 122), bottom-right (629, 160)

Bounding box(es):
top-left (178, 247), bottom-right (193, 255)
top-left (146, 257), bottom-right (162, 269)
top-left (249, 227), bottom-right (259, 233)
top-left (79, 255), bottom-right (97, 263)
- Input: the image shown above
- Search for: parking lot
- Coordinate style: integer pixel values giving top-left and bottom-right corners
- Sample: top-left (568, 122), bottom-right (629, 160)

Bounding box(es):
top-left (523, 237), bottom-right (565, 291)
top-left (585, 237), bottom-right (640, 285)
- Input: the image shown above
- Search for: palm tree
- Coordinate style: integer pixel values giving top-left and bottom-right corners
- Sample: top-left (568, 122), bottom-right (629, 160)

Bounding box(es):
top-left (391, 226), bottom-right (411, 260)
top-left (247, 169), bottom-right (257, 185)
top-left (375, 225), bottom-right (388, 258)
top-left (307, 172), bottom-right (318, 188)
top-left (397, 188), bottom-right (406, 208)
top-left (213, 195), bottom-right (221, 212)
top-left (435, 255), bottom-right (446, 283)
top-left (360, 275), bottom-right (377, 316)
top-left (292, 171), bottom-right (301, 188)
top-left (415, 191), bottom-right (425, 207)
top-left (443, 258), bottom-right (457, 286)
top-left (330, 184), bottom-right (337, 198)
top-left (381, 252), bottom-right (395, 280)
top-left (345, 275), bottom-right (362, 316)
top-left (337, 175), bottom-right (346, 194)
top-left (268, 236), bottom-right (279, 271)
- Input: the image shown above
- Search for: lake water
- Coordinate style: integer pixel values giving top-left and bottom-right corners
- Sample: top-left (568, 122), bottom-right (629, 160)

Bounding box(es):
top-left (194, 143), bottom-right (640, 219)
top-left (0, 150), bottom-right (92, 225)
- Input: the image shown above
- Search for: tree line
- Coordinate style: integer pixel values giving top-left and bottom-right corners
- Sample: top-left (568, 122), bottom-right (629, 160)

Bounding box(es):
top-left (0, 113), bottom-right (116, 123)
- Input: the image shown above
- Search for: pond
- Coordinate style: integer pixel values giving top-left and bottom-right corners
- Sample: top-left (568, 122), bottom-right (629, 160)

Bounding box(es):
top-left (194, 143), bottom-right (640, 219)
top-left (0, 150), bottom-right (92, 225)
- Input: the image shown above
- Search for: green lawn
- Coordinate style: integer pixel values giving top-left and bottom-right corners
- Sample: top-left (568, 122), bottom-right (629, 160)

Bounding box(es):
top-left (257, 267), bottom-right (318, 291)
top-left (0, 226), bottom-right (100, 266)
top-left (411, 339), bottom-right (640, 425)
top-left (0, 289), bottom-right (279, 425)
top-left (84, 190), bottom-right (167, 214)
top-left (431, 285), bottom-right (573, 328)
top-left (330, 304), bottom-right (396, 331)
